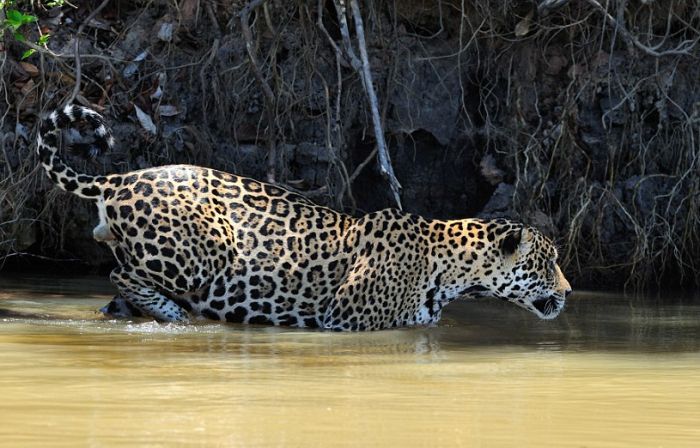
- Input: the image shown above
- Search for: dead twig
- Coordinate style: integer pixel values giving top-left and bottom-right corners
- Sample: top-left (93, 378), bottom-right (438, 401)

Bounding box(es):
top-left (348, 147), bottom-right (378, 185)
top-left (18, 40), bottom-right (126, 63)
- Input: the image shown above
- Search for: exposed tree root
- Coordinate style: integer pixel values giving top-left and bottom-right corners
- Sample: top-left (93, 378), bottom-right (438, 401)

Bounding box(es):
top-left (240, 0), bottom-right (278, 183)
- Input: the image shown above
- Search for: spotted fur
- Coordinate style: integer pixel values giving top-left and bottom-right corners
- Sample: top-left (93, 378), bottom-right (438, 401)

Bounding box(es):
top-left (37, 105), bottom-right (572, 330)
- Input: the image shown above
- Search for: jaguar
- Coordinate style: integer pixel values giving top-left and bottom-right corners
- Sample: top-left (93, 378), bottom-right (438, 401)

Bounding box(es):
top-left (37, 104), bottom-right (572, 330)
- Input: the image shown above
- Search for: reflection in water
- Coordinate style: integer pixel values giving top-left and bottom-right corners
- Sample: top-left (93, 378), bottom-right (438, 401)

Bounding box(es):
top-left (0, 275), bottom-right (699, 446)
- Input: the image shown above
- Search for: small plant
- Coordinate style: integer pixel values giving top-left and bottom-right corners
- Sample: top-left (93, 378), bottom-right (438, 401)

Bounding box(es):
top-left (1, 0), bottom-right (55, 59)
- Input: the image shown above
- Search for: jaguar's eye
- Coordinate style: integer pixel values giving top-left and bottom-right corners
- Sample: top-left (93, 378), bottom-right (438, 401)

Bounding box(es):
top-left (548, 260), bottom-right (556, 273)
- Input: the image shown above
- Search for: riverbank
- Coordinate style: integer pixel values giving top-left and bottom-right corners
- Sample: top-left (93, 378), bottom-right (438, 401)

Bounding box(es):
top-left (1, 1), bottom-right (698, 289)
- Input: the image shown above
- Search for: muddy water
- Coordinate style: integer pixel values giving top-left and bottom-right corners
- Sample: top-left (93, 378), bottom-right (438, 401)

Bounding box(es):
top-left (0, 275), bottom-right (699, 447)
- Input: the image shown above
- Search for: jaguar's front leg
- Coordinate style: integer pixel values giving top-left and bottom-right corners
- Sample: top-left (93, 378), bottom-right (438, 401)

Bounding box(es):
top-left (109, 266), bottom-right (190, 322)
top-left (99, 294), bottom-right (144, 318)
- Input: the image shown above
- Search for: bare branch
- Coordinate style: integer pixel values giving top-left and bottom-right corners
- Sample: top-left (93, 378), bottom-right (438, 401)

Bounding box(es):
top-left (333, 0), bottom-right (363, 73)
top-left (349, 0), bottom-right (402, 209)
top-left (333, 0), bottom-right (402, 209)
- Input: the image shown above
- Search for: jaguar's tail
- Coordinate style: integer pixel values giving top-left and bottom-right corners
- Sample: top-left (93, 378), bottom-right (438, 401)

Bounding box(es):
top-left (36, 104), bottom-right (114, 199)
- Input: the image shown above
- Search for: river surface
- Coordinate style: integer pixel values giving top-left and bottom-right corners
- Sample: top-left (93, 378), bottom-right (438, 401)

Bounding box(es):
top-left (0, 275), bottom-right (698, 447)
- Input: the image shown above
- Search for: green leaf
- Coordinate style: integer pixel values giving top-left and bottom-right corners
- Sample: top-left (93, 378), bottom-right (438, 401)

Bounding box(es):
top-left (37, 33), bottom-right (50, 45)
top-left (21, 13), bottom-right (37, 25)
top-left (13, 31), bottom-right (26, 42)
top-left (6, 9), bottom-right (36, 29)
top-left (21, 48), bottom-right (35, 60)
top-left (6, 9), bottom-right (24, 28)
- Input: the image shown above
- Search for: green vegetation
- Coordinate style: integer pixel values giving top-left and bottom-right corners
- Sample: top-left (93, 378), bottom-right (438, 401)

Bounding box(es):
top-left (1, 0), bottom-right (58, 59)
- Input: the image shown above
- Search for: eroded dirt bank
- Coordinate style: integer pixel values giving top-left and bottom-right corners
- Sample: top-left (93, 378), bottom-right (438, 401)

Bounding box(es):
top-left (1, 0), bottom-right (698, 288)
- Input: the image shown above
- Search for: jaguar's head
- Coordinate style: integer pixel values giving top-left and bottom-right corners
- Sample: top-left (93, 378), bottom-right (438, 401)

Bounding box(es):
top-left (456, 219), bottom-right (572, 320)
top-left (493, 223), bottom-right (572, 319)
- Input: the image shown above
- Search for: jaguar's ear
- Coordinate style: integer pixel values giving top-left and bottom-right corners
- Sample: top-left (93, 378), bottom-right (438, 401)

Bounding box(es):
top-left (500, 228), bottom-right (523, 256)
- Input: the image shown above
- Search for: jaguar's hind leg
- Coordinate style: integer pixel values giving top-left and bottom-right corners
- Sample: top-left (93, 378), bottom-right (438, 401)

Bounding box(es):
top-left (93, 201), bottom-right (115, 243)
top-left (109, 266), bottom-right (190, 322)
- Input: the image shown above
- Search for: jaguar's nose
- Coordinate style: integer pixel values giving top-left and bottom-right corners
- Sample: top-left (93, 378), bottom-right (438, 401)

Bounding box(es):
top-left (565, 288), bottom-right (573, 298)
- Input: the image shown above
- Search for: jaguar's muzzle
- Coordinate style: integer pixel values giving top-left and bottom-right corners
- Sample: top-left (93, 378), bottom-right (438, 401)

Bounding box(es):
top-left (530, 295), bottom-right (565, 320)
